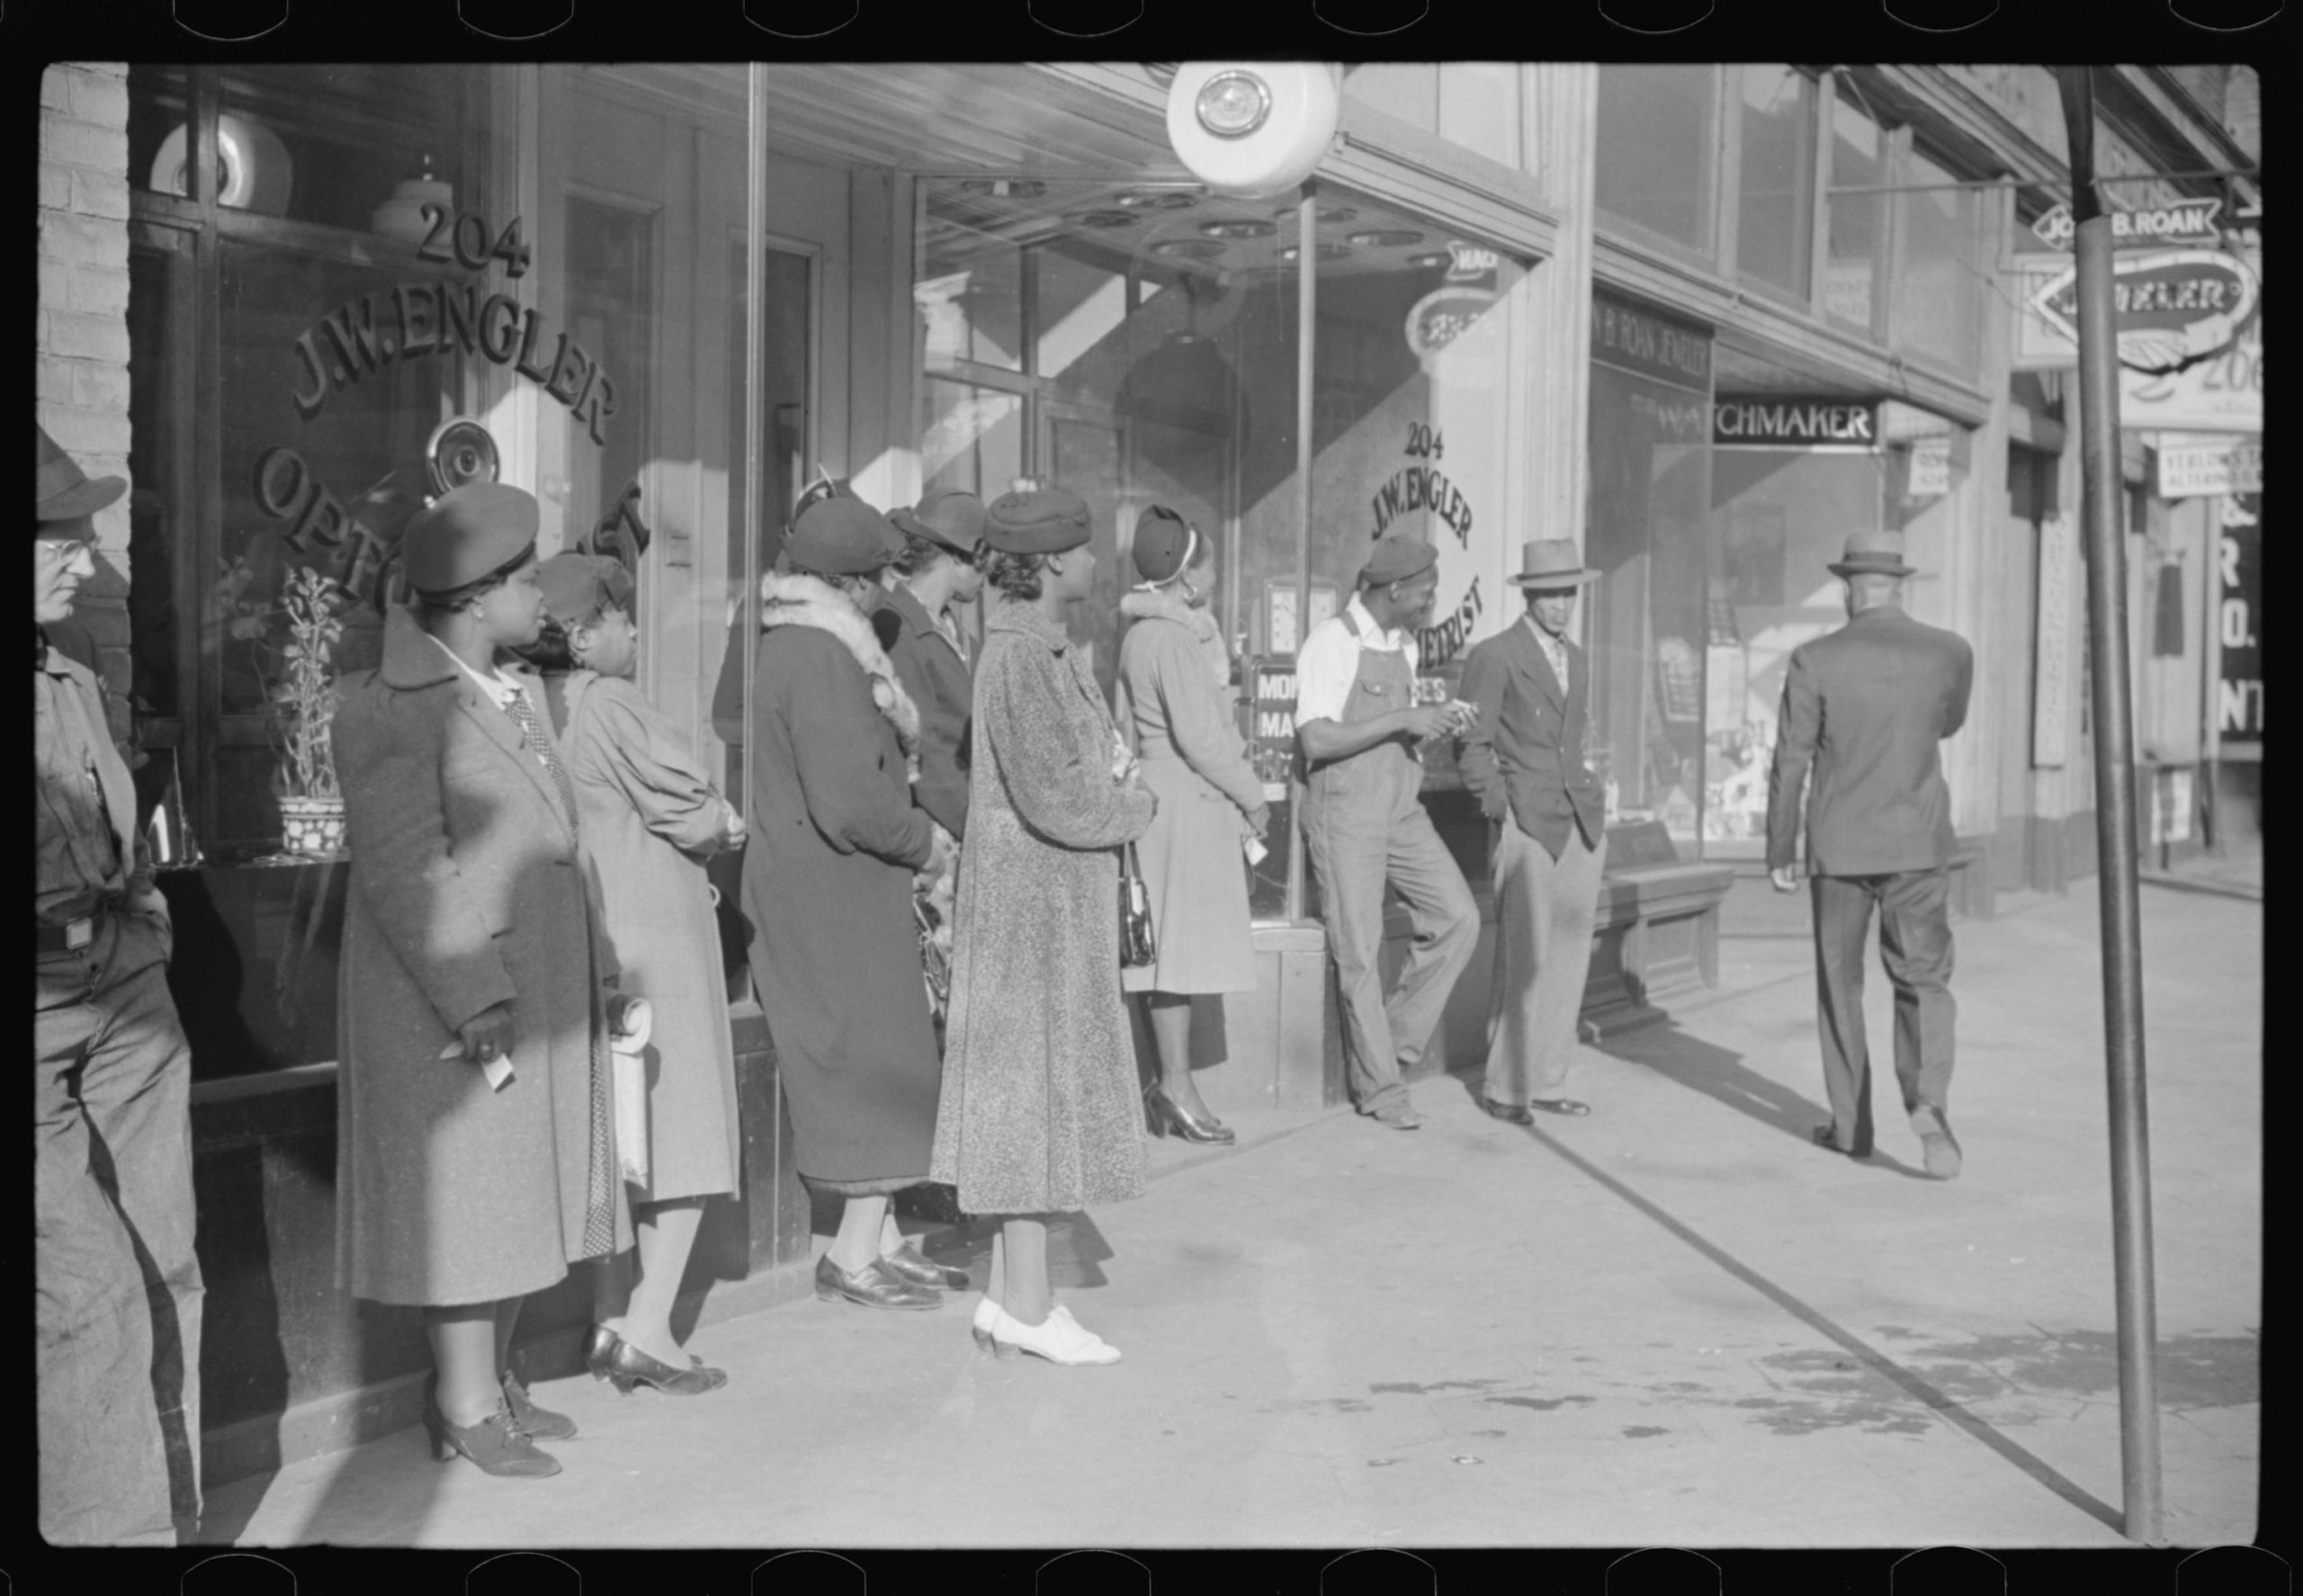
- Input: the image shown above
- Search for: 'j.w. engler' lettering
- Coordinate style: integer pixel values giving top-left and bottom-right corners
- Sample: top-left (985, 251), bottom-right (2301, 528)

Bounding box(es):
top-left (286, 210), bottom-right (616, 446)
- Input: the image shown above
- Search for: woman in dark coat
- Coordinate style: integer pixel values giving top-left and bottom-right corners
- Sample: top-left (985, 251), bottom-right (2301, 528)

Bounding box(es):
top-left (333, 484), bottom-right (627, 1478)
top-left (1115, 508), bottom-right (1269, 1144)
top-left (930, 486), bottom-right (1158, 1367)
top-left (524, 553), bottom-right (745, 1396)
top-left (740, 495), bottom-right (958, 1311)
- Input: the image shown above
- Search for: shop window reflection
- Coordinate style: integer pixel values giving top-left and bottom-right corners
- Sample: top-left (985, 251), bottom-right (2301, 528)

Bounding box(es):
top-left (1736, 67), bottom-right (1817, 300)
top-left (1895, 147), bottom-right (1985, 374)
top-left (1595, 66), bottom-right (1720, 256)
top-left (1825, 92), bottom-right (1887, 336)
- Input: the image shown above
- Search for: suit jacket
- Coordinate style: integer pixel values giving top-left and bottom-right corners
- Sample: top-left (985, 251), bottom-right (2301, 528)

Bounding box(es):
top-left (872, 583), bottom-right (972, 841)
top-left (1765, 604), bottom-right (1974, 876)
top-left (1457, 616), bottom-right (1605, 860)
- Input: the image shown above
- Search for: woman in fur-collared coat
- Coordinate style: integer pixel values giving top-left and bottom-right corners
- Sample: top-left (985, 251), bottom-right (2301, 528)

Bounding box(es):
top-left (740, 495), bottom-right (961, 1313)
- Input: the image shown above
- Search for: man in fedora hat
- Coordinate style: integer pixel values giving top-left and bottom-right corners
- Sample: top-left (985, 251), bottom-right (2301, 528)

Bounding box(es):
top-left (1457, 539), bottom-right (1609, 1122)
top-left (1295, 531), bottom-right (1480, 1130)
top-left (1768, 529), bottom-right (1974, 1178)
top-left (34, 424), bottom-right (204, 1542)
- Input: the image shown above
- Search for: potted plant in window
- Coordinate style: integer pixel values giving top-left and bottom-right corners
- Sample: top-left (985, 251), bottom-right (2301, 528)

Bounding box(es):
top-left (271, 563), bottom-right (348, 856)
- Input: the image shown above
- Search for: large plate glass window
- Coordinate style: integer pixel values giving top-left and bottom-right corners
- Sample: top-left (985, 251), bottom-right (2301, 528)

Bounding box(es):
top-left (1595, 66), bottom-right (1720, 256)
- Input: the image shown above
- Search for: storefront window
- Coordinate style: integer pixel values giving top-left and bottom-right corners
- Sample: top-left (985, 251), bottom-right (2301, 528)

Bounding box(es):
top-left (1895, 146), bottom-right (1987, 373)
top-left (1735, 67), bottom-right (1817, 300)
top-left (1344, 65), bottom-right (1520, 171)
top-left (1595, 66), bottom-right (1719, 256)
top-left (1585, 291), bottom-right (1716, 849)
top-left (1824, 92), bottom-right (1886, 336)
top-left (918, 180), bottom-right (1526, 917)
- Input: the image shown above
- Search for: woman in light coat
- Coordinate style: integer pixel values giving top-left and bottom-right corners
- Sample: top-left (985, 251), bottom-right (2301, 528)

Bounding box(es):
top-left (930, 486), bottom-right (1157, 1366)
top-left (333, 484), bottom-right (627, 1479)
top-left (1115, 507), bottom-right (1269, 1144)
top-left (525, 552), bottom-right (745, 1396)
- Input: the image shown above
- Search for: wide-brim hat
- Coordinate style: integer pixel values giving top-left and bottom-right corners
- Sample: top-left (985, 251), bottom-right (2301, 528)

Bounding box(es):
top-left (1359, 531), bottom-right (1438, 588)
top-left (401, 483), bottom-right (540, 593)
top-left (889, 489), bottom-right (988, 559)
top-left (1507, 539), bottom-right (1600, 589)
top-left (785, 492), bottom-right (898, 576)
top-left (1826, 529), bottom-right (1917, 578)
top-left (985, 486), bottom-right (1092, 555)
top-left (37, 423), bottom-right (127, 525)
top-left (534, 551), bottom-right (636, 625)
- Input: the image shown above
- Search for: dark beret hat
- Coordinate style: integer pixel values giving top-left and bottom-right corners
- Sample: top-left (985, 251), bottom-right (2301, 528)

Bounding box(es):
top-left (1359, 530), bottom-right (1438, 588)
top-left (984, 485), bottom-right (1092, 555)
top-left (1132, 506), bottom-right (1197, 585)
top-left (402, 483), bottom-right (540, 594)
top-left (784, 492), bottom-right (898, 576)
top-left (534, 551), bottom-right (636, 625)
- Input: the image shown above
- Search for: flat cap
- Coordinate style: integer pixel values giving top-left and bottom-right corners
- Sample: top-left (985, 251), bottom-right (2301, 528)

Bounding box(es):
top-left (984, 485), bottom-right (1092, 555)
top-left (1359, 531), bottom-right (1438, 588)
top-left (784, 492), bottom-right (898, 576)
top-left (37, 423), bottom-right (127, 526)
top-left (534, 551), bottom-right (637, 625)
top-left (402, 483), bottom-right (540, 594)
top-left (890, 489), bottom-right (988, 559)
top-left (1131, 505), bottom-right (1198, 585)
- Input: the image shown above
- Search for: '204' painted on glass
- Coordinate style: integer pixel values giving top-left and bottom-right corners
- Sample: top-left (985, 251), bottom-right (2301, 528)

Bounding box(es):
top-left (415, 205), bottom-right (533, 279)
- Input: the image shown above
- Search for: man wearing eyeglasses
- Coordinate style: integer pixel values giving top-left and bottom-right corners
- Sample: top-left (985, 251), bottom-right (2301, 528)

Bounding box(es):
top-left (34, 424), bottom-right (203, 1545)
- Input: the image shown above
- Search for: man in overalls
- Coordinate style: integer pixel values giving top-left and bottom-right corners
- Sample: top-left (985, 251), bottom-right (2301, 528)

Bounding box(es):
top-left (1295, 532), bottom-right (1479, 1130)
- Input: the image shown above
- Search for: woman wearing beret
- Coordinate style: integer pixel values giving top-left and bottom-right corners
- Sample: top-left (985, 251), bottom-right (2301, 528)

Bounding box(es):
top-left (332, 484), bottom-right (629, 1478)
top-left (1115, 508), bottom-right (1268, 1145)
top-left (522, 553), bottom-right (746, 1396)
top-left (741, 495), bottom-right (962, 1312)
top-left (931, 485), bottom-right (1158, 1366)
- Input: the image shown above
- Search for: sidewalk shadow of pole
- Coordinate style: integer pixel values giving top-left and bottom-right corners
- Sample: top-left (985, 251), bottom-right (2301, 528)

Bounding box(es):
top-left (1515, 1120), bottom-right (2127, 1534)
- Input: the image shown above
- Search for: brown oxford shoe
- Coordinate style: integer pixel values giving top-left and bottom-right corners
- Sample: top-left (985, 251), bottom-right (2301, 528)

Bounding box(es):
top-left (815, 1251), bottom-right (940, 1310)
top-left (880, 1239), bottom-right (971, 1291)
top-left (1480, 1098), bottom-right (1536, 1126)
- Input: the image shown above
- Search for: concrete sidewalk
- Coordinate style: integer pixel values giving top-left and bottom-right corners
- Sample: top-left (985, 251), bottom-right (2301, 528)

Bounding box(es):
top-left (203, 872), bottom-right (2260, 1548)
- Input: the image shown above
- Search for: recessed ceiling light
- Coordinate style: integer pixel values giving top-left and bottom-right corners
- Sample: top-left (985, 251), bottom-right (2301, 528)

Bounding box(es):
top-left (1116, 189), bottom-right (1200, 210)
top-left (1408, 251), bottom-right (1452, 269)
top-left (1349, 229), bottom-right (1425, 248)
top-left (1277, 243), bottom-right (1352, 262)
top-left (1271, 204), bottom-right (1361, 224)
top-left (1063, 211), bottom-right (1138, 229)
top-left (1152, 238), bottom-right (1227, 259)
top-left (1200, 219), bottom-right (1277, 239)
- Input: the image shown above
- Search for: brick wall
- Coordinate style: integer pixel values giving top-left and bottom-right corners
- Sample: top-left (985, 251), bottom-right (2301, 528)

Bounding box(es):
top-left (38, 60), bottom-right (136, 735)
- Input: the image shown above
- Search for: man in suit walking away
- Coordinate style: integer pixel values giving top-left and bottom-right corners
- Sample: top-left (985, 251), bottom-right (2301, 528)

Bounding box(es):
top-left (1457, 541), bottom-right (1609, 1123)
top-left (1767, 530), bottom-right (1975, 1179)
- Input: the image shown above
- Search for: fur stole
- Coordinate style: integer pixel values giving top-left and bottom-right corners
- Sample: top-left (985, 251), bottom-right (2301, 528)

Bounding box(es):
top-left (759, 571), bottom-right (923, 767)
top-left (1121, 586), bottom-right (1230, 687)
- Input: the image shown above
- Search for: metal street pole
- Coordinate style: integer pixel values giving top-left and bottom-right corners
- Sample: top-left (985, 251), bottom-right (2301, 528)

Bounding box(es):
top-left (2056, 65), bottom-right (2164, 1545)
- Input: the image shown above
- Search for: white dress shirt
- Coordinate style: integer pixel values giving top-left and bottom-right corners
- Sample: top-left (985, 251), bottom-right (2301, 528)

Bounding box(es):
top-left (1294, 594), bottom-right (1419, 730)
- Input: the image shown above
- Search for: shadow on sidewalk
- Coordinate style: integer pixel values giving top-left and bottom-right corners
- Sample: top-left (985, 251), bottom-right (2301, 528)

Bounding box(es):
top-left (1518, 1123), bottom-right (2128, 1536)
top-left (1580, 1019), bottom-right (1935, 1181)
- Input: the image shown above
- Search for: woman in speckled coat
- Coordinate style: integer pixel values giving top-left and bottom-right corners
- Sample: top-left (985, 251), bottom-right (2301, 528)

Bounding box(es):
top-left (929, 486), bottom-right (1156, 1367)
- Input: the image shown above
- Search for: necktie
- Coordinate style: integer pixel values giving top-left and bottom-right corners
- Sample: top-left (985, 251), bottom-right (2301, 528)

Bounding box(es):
top-left (499, 685), bottom-right (618, 1258)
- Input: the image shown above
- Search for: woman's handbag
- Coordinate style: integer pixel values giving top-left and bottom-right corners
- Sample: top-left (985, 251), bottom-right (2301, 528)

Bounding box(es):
top-left (1119, 840), bottom-right (1157, 968)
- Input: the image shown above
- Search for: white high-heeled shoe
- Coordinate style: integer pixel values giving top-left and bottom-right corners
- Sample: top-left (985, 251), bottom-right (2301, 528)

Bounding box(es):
top-left (982, 1303), bottom-right (1121, 1366)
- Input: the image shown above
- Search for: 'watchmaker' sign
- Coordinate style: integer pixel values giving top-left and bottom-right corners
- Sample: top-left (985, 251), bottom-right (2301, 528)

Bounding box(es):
top-left (1712, 397), bottom-right (1880, 450)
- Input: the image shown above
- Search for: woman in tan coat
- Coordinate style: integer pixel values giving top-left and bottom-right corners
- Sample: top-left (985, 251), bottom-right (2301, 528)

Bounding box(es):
top-left (1115, 508), bottom-right (1269, 1144)
top-left (930, 487), bottom-right (1156, 1366)
top-left (333, 485), bottom-right (627, 1478)
top-left (525, 553), bottom-right (745, 1396)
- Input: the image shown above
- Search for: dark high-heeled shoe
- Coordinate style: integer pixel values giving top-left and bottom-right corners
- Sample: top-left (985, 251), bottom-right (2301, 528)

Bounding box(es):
top-left (1145, 1085), bottom-right (1236, 1144)
top-left (589, 1322), bottom-right (704, 1375)
top-left (500, 1371), bottom-right (577, 1439)
top-left (589, 1325), bottom-right (729, 1396)
top-left (423, 1386), bottom-right (560, 1477)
